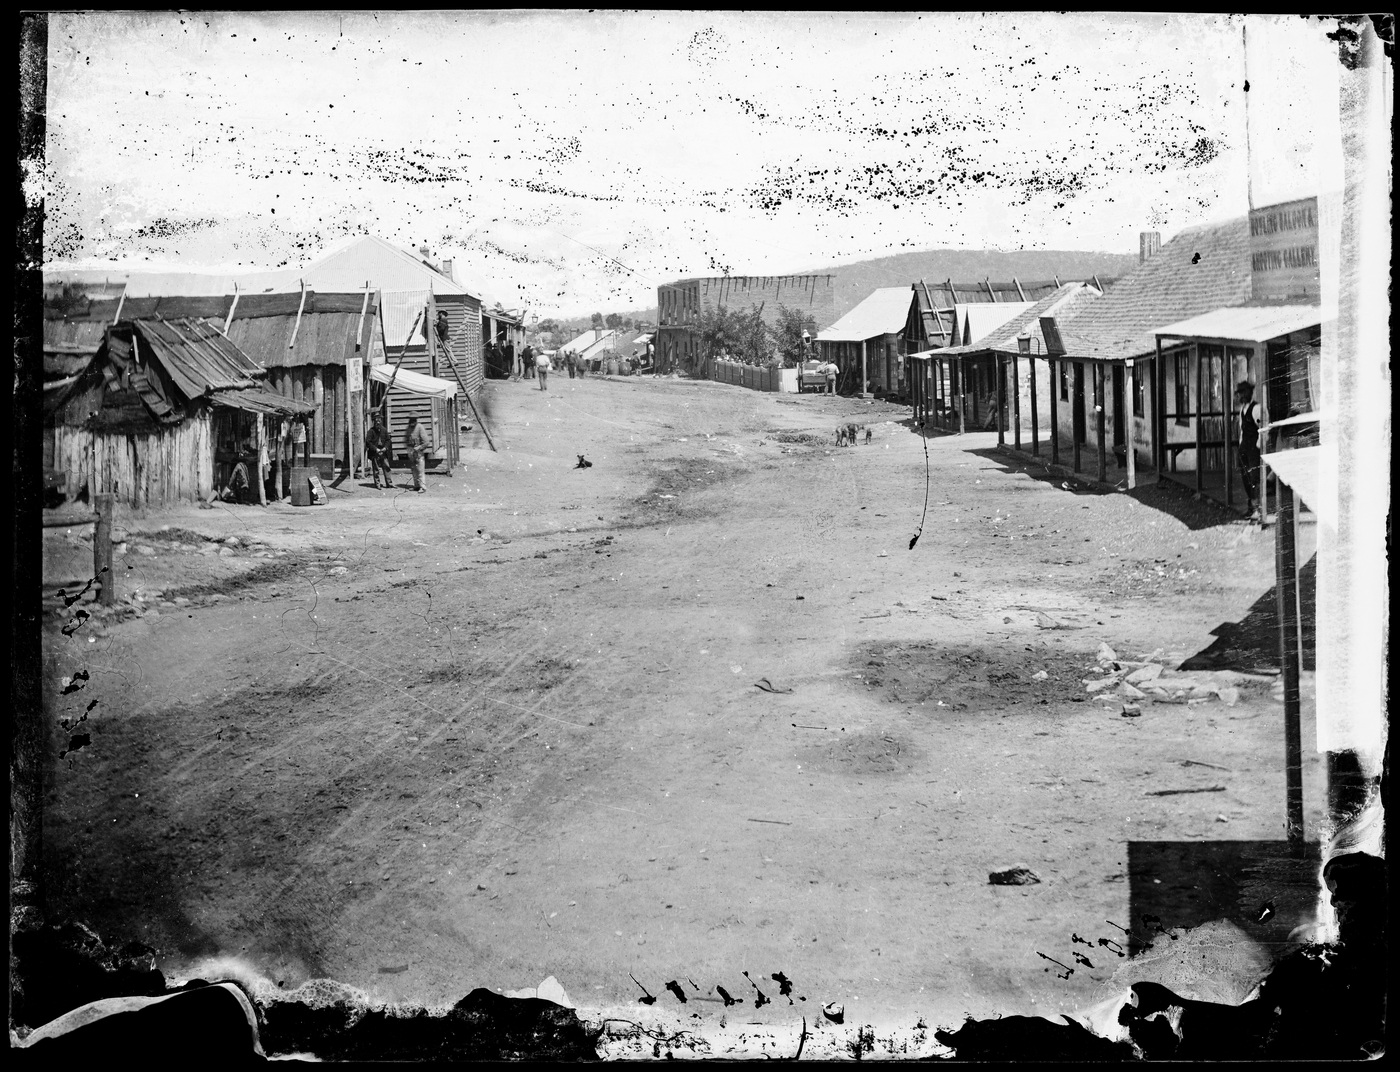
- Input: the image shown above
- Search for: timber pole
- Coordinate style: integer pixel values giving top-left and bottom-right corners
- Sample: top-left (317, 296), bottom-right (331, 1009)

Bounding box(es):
top-left (94, 492), bottom-right (115, 606)
top-left (1275, 477), bottom-right (1304, 846)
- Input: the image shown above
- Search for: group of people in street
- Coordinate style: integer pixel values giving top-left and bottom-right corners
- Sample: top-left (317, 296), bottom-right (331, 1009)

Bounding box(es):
top-left (365, 412), bottom-right (431, 493)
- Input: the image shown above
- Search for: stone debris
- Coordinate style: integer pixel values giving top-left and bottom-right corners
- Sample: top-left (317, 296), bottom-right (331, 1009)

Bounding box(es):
top-left (1096, 642), bottom-right (1117, 666)
top-left (988, 865), bottom-right (1041, 886)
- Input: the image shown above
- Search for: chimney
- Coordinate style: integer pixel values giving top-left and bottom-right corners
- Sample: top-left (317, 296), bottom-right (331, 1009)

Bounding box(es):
top-left (594, 327), bottom-right (603, 342)
top-left (1140, 232), bottom-right (1162, 263)
top-left (440, 258), bottom-right (455, 281)
top-left (418, 244), bottom-right (433, 267)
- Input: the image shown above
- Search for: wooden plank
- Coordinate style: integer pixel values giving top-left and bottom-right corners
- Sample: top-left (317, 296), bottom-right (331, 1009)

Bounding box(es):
top-left (1012, 277), bottom-right (1028, 302)
top-left (996, 356), bottom-right (1006, 447)
top-left (1048, 357), bottom-right (1059, 464)
top-left (1125, 359), bottom-right (1137, 489)
top-left (289, 280), bottom-right (308, 349)
top-left (223, 284), bottom-right (240, 335)
top-left (1096, 363), bottom-right (1107, 483)
top-left (1194, 347), bottom-right (1203, 493)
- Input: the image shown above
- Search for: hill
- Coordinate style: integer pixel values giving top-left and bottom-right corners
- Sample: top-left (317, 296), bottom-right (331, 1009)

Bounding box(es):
top-left (808, 249), bottom-right (1141, 318)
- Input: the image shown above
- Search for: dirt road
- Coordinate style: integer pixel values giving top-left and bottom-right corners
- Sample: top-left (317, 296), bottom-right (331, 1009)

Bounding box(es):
top-left (42, 372), bottom-right (1325, 1045)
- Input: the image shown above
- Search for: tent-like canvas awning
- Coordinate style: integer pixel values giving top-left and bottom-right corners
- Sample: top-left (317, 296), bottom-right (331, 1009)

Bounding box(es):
top-left (370, 363), bottom-right (457, 399)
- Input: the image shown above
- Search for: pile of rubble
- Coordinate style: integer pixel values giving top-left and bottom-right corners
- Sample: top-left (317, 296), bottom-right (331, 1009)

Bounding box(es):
top-left (1082, 643), bottom-right (1276, 711)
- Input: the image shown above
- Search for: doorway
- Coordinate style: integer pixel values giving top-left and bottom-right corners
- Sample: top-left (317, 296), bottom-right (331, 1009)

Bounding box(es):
top-left (1072, 362), bottom-right (1086, 444)
top-left (1112, 365), bottom-right (1126, 451)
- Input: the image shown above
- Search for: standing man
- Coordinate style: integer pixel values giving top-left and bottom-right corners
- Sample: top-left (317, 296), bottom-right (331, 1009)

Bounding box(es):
top-left (366, 413), bottom-right (394, 489)
top-left (536, 349), bottom-right (552, 391)
top-left (405, 414), bottom-right (431, 493)
top-left (823, 360), bottom-right (838, 394)
top-left (1234, 380), bottom-right (1263, 520)
top-left (521, 343), bottom-right (535, 381)
top-left (575, 349), bottom-right (586, 378)
top-left (566, 349), bottom-right (577, 379)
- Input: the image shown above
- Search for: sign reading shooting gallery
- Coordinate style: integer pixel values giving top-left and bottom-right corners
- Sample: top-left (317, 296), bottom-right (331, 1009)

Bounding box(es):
top-left (1249, 196), bottom-right (1320, 303)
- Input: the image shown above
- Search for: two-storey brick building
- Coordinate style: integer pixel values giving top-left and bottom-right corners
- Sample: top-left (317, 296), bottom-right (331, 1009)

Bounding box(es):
top-left (655, 274), bottom-right (837, 374)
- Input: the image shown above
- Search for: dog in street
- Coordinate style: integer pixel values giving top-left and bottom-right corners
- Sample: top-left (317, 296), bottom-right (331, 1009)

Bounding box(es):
top-left (835, 427), bottom-right (848, 447)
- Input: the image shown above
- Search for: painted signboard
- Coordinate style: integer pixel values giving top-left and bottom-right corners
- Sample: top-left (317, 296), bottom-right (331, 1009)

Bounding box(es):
top-left (1250, 196), bottom-right (1320, 302)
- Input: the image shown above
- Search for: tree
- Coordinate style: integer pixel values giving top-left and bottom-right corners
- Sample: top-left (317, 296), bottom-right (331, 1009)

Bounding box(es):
top-left (734, 304), bottom-right (775, 366)
top-left (773, 303), bottom-right (818, 367)
top-left (622, 317), bottom-right (634, 331)
top-left (590, 312), bottom-right (604, 328)
top-left (605, 312), bottom-right (623, 330)
top-left (537, 317), bottom-right (559, 336)
top-left (695, 304), bottom-right (743, 369)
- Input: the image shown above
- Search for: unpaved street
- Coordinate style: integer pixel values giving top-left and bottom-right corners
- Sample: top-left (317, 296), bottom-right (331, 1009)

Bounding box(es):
top-left (42, 373), bottom-right (1324, 1041)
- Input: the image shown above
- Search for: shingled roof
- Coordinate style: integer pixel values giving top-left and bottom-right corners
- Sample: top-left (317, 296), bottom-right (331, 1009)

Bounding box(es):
top-left (1052, 217), bottom-right (1251, 362)
top-left (931, 283), bottom-right (1101, 358)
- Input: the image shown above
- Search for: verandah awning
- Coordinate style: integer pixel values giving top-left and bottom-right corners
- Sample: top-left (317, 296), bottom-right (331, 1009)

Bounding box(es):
top-left (369, 363), bottom-right (458, 399)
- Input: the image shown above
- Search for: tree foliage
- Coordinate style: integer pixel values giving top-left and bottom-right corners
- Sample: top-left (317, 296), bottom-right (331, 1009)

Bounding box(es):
top-left (773, 303), bottom-right (818, 366)
top-left (604, 312), bottom-right (623, 330)
top-left (590, 312), bottom-right (604, 328)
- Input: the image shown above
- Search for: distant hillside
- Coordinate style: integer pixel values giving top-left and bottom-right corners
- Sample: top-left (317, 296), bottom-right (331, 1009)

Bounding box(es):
top-left (810, 249), bottom-right (1140, 318)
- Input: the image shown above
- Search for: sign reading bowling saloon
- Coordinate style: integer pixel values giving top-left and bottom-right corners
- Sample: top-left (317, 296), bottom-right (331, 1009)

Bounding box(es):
top-left (1249, 196), bottom-right (1320, 302)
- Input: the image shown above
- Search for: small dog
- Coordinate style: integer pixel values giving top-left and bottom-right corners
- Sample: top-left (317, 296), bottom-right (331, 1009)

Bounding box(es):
top-left (835, 427), bottom-right (848, 447)
top-left (846, 423), bottom-right (859, 446)
top-left (575, 455), bottom-right (593, 469)
top-left (864, 427), bottom-right (872, 445)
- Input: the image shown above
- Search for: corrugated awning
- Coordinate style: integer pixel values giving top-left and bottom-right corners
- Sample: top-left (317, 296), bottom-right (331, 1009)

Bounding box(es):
top-left (369, 363), bottom-right (457, 399)
top-left (1263, 445), bottom-right (1334, 530)
top-left (1154, 304), bottom-right (1333, 344)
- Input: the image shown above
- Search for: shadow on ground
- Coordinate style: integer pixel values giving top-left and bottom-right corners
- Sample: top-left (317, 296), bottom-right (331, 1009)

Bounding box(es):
top-left (968, 448), bottom-right (1253, 533)
top-left (1181, 555), bottom-right (1316, 673)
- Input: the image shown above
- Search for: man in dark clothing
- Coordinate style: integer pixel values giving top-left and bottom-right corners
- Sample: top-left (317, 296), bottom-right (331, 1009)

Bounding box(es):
top-left (366, 413), bottom-right (394, 488)
top-left (521, 344), bottom-right (535, 380)
top-left (1235, 381), bottom-right (1263, 518)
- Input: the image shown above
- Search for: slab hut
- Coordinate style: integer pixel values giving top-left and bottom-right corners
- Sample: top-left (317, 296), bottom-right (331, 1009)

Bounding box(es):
top-left (45, 314), bottom-right (314, 510)
top-left (223, 288), bottom-right (380, 494)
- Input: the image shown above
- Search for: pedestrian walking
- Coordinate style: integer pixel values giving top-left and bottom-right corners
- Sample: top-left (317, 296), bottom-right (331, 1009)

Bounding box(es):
top-left (566, 350), bottom-right (577, 379)
top-left (405, 415), bottom-right (431, 493)
top-left (536, 349), bottom-right (552, 391)
top-left (366, 413), bottom-right (394, 488)
top-left (575, 349), bottom-right (586, 378)
top-left (1234, 381), bottom-right (1263, 519)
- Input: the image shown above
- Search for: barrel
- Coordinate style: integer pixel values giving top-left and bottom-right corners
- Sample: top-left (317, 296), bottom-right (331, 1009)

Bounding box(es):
top-left (290, 466), bottom-right (314, 507)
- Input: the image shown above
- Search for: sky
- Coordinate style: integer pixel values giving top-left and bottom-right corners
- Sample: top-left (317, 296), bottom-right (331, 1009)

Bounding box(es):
top-left (40, 11), bottom-right (1344, 317)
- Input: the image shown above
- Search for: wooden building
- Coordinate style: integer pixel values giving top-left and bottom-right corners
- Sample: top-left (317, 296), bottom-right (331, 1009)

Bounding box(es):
top-left (815, 287), bottom-right (919, 398)
top-left (1033, 223), bottom-right (1254, 487)
top-left (909, 283), bottom-right (1097, 438)
top-left (44, 315), bottom-right (313, 510)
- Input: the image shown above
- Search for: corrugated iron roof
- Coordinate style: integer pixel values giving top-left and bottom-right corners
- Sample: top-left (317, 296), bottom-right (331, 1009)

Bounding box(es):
top-left (953, 302), bottom-right (1034, 346)
top-left (1052, 218), bottom-right (1252, 361)
top-left (817, 287), bottom-right (915, 342)
top-left (131, 318), bottom-right (265, 398)
top-left (304, 236), bottom-right (482, 299)
top-left (1153, 303), bottom-right (1330, 343)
